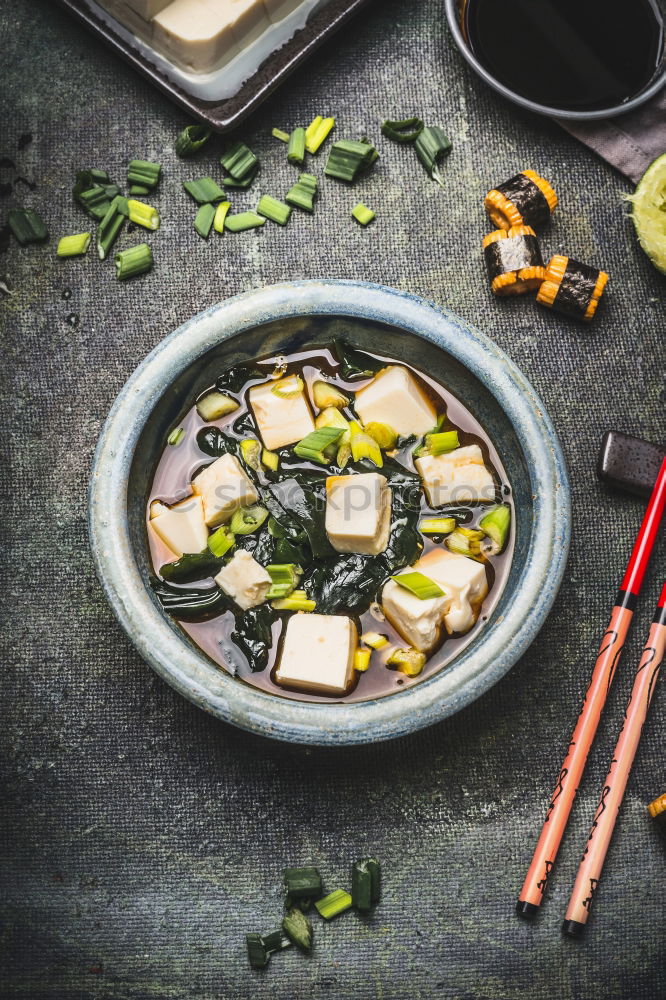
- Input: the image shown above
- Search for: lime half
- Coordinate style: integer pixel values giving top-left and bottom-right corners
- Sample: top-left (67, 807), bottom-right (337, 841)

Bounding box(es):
top-left (627, 153), bottom-right (666, 274)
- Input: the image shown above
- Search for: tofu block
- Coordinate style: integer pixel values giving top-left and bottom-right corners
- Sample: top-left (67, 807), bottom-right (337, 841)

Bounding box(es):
top-left (150, 495), bottom-right (208, 557)
top-left (248, 376), bottom-right (315, 451)
top-left (275, 614), bottom-right (357, 695)
top-left (97, 0), bottom-right (155, 38)
top-left (325, 472), bottom-right (392, 555)
top-left (354, 366), bottom-right (437, 437)
top-left (214, 549), bottom-right (272, 610)
top-left (203, 0), bottom-right (270, 47)
top-left (416, 444), bottom-right (495, 507)
top-left (125, 0), bottom-right (171, 17)
top-left (152, 0), bottom-right (240, 72)
top-left (262, 0), bottom-right (302, 23)
top-left (191, 453), bottom-right (258, 527)
top-left (381, 549), bottom-right (488, 649)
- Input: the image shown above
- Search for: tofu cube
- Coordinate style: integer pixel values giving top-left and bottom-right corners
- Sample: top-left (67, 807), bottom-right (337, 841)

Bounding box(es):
top-left (150, 495), bottom-right (208, 557)
top-left (191, 453), bottom-right (258, 527)
top-left (125, 0), bottom-right (171, 17)
top-left (262, 0), bottom-right (302, 23)
top-left (248, 377), bottom-right (315, 451)
top-left (153, 0), bottom-right (240, 72)
top-left (97, 0), bottom-right (156, 38)
top-left (325, 473), bottom-right (392, 556)
top-left (275, 614), bottom-right (358, 695)
top-left (214, 549), bottom-right (272, 610)
top-left (381, 549), bottom-right (488, 649)
top-left (416, 444), bottom-right (495, 507)
top-left (354, 365), bottom-right (437, 437)
top-left (202, 0), bottom-right (270, 48)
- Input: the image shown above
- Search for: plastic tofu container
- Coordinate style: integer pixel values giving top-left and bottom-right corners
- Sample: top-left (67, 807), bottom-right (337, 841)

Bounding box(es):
top-left (55, 0), bottom-right (371, 130)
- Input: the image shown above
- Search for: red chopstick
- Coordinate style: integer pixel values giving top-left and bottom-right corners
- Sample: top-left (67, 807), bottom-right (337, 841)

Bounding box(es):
top-left (516, 456), bottom-right (666, 917)
top-left (562, 581), bottom-right (666, 936)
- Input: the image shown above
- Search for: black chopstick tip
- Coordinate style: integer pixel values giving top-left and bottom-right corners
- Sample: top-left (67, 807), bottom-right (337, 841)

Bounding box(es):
top-left (515, 899), bottom-right (539, 919)
top-left (561, 918), bottom-right (586, 938)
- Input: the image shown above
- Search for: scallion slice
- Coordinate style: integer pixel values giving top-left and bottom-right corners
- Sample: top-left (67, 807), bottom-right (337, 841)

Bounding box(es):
top-left (73, 169), bottom-right (113, 219)
top-left (305, 116), bottom-right (335, 154)
top-left (8, 208), bottom-right (48, 245)
top-left (364, 422), bottom-right (396, 449)
top-left (386, 646), bottom-right (426, 676)
top-left (285, 172), bottom-right (318, 213)
top-left (240, 438), bottom-right (262, 471)
top-left (271, 590), bottom-right (316, 612)
top-left (270, 374), bottom-right (303, 398)
top-left (182, 177), bottom-right (227, 204)
top-left (415, 429), bottom-right (460, 457)
top-left (325, 139), bottom-right (378, 182)
top-left (283, 867), bottom-right (323, 899)
top-left (351, 859), bottom-right (373, 910)
top-left (176, 124), bottom-right (211, 158)
top-left (262, 448), bottom-right (279, 472)
top-left (256, 194), bottom-right (292, 226)
top-left (193, 202), bottom-right (215, 239)
top-left (361, 631), bottom-right (388, 650)
top-left (222, 163), bottom-right (259, 189)
top-left (229, 504), bottom-right (269, 536)
top-left (127, 198), bottom-right (160, 231)
top-left (213, 200), bottom-right (231, 233)
top-left (304, 115), bottom-right (323, 147)
top-left (56, 232), bottom-right (91, 257)
top-left (415, 126), bottom-right (452, 186)
top-left (167, 427), bottom-right (185, 446)
top-left (127, 159), bottom-right (161, 190)
top-left (351, 202), bottom-right (375, 226)
top-left (391, 571), bottom-right (444, 600)
top-left (96, 196), bottom-right (126, 260)
top-left (261, 930), bottom-right (291, 954)
top-left (354, 648), bottom-right (371, 672)
top-left (220, 141), bottom-right (258, 181)
top-left (479, 504), bottom-right (511, 554)
top-left (272, 127), bottom-right (290, 142)
top-left (287, 127), bottom-right (306, 166)
top-left (266, 563), bottom-right (302, 599)
top-left (246, 933), bottom-right (269, 969)
top-left (114, 243), bottom-right (153, 280)
top-left (350, 426), bottom-right (383, 467)
top-left (315, 890), bottom-right (352, 920)
top-left (418, 516), bottom-right (456, 535)
top-left (208, 525), bottom-right (235, 558)
top-left (381, 116), bottom-right (424, 143)
top-left (196, 390), bottom-right (239, 420)
top-left (129, 184), bottom-right (150, 196)
top-left (294, 426), bottom-right (344, 464)
top-left (224, 211), bottom-right (266, 233)
top-left (282, 908), bottom-right (313, 952)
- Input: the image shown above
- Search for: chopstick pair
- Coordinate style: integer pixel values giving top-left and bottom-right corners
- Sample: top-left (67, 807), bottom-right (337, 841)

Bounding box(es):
top-left (517, 456), bottom-right (666, 928)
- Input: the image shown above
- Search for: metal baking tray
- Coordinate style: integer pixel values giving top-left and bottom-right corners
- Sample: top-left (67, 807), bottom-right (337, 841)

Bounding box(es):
top-left (54, 0), bottom-right (372, 132)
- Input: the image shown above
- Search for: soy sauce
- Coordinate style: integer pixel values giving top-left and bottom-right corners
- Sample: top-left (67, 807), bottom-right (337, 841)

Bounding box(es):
top-left (463, 0), bottom-right (664, 112)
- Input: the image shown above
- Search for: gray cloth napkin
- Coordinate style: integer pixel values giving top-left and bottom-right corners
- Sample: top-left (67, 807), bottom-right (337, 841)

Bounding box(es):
top-left (556, 87), bottom-right (666, 184)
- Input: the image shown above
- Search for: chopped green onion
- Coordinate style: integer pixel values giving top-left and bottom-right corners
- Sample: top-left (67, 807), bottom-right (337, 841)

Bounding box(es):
top-left (56, 232), bottom-right (91, 257)
top-left (114, 243), bottom-right (153, 280)
top-left (419, 516), bottom-right (457, 535)
top-left (305, 116), bottom-right (335, 154)
top-left (315, 407), bottom-right (350, 443)
top-left (261, 930), bottom-right (291, 954)
top-left (222, 163), bottom-right (259, 189)
top-left (282, 908), bottom-right (313, 952)
top-left (262, 448), bottom-right (279, 472)
top-left (479, 504), bottom-right (511, 554)
top-left (415, 430), bottom-right (460, 457)
top-left (445, 528), bottom-right (484, 560)
top-left (220, 141), bottom-right (258, 181)
top-left (386, 646), bottom-right (426, 676)
top-left (240, 438), bottom-right (262, 470)
top-left (312, 380), bottom-right (348, 409)
top-left (354, 648), bottom-right (371, 672)
top-left (229, 504), bottom-right (269, 535)
top-left (362, 857), bottom-right (381, 903)
top-left (272, 127), bottom-right (290, 142)
top-left (351, 859), bottom-right (373, 910)
top-left (266, 563), bottom-right (302, 599)
top-left (196, 391), bottom-right (239, 420)
top-left (246, 933), bottom-right (269, 969)
top-left (325, 139), bottom-right (378, 182)
top-left (257, 194), bottom-right (292, 226)
top-left (287, 127), bottom-right (306, 166)
top-left (391, 571), bottom-right (444, 600)
top-left (127, 159), bottom-right (161, 190)
top-left (73, 170), bottom-right (114, 219)
top-left (294, 426), bottom-right (344, 464)
top-left (415, 126), bottom-right (452, 186)
top-left (381, 116), bottom-right (424, 143)
top-left (8, 208), bottom-right (48, 245)
top-left (194, 202), bottom-right (215, 239)
top-left (182, 177), bottom-right (227, 204)
top-left (363, 421), bottom-right (396, 449)
top-left (285, 172), bottom-right (318, 213)
top-left (271, 590), bottom-right (316, 612)
top-left (175, 124), bottom-right (212, 158)
top-left (213, 200), bottom-right (231, 233)
top-left (273, 374), bottom-right (306, 397)
top-left (96, 196), bottom-right (126, 260)
top-left (361, 631), bottom-right (389, 649)
top-left (127, 198), bottom-right (160, 231)
top-left (336, 442), bottom-right (351, 468)
top-left (283, 867), bottom-right (322, 899)
top-left (304, 116), bottom-right (322, 146)
top-left (350, 426), bottom-right (383, 467)
top-left (351, 202), bottom-right (375, 226)
top-left (167, 427), bottom-right (185, 446)
top-left (129, 184), bottom-right (150, 196)
top-left (224, 211), bottom-right (266, 233)
top-left (315, 890), bottom-right (352, 920)
top-left (208, 525), bottom-right (235, 558)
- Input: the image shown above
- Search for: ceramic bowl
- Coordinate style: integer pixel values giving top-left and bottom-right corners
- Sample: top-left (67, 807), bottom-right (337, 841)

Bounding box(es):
top-left (88, 280), bottom-right (571, 745)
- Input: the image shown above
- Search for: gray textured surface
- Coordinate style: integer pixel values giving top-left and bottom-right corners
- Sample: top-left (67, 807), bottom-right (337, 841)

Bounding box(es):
top-left (1, 1), bottom-right (665, 997)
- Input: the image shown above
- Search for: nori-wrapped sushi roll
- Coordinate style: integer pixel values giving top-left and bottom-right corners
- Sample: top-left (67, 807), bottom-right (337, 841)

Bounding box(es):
top-left (485, 170), bottom-right (557, 231)
top-left (483, 224), bottom-right (546, 296)
top-left (536, 255), bottom-right (609, 321)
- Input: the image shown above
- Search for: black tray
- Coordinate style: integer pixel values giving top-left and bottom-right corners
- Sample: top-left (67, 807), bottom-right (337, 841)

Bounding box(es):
top-left (54, 0), bottom-right (372, 132)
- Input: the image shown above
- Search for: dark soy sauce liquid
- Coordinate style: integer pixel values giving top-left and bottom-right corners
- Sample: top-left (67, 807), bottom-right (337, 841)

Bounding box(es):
top-left (147, 345), bottom-right (515, 705)
top-left (464, 0), bottom-right (663, 111)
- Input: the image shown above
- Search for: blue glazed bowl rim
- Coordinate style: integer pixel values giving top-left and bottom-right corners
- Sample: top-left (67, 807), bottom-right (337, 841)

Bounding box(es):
top-left (88, 280), bottom-right (571, 745)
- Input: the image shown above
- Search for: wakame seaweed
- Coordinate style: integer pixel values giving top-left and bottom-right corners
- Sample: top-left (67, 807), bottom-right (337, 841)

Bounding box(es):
top-left (232, 604), bottom-right (276, 671)
top-left (216, 365), bottom-right (264, 395)
top-left (196, 425), bottom-right (236, 457)
top-left (160, 549), bottom-right (223, 583)
top-left (151, 579), bottom-right (231, 619)
top-left (267, 478), bottom-right (334, 561)
top-left (303, 554), bottom-right (389, 614)
top-left (332, 339), bottom-right (383, 380)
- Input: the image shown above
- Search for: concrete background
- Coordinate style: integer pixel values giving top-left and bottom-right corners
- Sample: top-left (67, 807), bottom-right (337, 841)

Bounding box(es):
top-left (1, 1), bottom-right (664, 997)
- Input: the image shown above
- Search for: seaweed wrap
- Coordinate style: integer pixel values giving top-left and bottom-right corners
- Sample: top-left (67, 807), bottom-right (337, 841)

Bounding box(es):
top-left (485, 170), bottom-right (557, 230)
top-left (483, 225), bottom-right (546, 296)
top-left (536, 255), bottom-right (609, 321)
